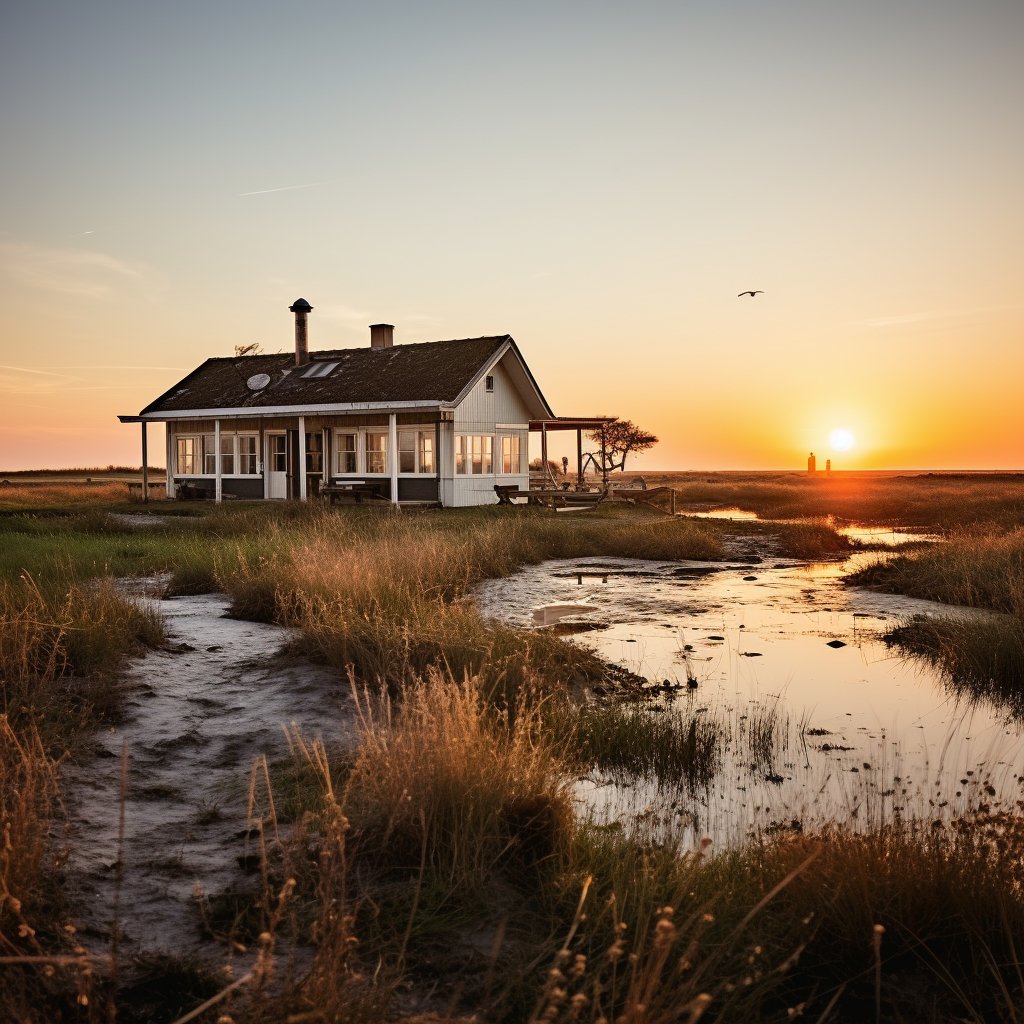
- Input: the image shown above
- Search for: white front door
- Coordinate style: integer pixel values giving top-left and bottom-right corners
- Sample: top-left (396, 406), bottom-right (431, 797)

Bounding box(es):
top-left (266, 433), bottom-right (288, 499)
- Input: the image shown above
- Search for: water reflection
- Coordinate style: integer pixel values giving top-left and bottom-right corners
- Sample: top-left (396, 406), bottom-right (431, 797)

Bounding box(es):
top-left (475, 550), bottom-right (1023, 847)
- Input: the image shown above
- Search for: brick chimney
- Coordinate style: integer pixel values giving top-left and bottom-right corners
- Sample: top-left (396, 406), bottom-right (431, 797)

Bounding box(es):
top-left (370, 323), bottom-right (394, 349)
top-left (289, 298), bottom-right (313, 365)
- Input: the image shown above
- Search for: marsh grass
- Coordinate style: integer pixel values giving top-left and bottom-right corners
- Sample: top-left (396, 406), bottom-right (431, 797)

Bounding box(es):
top-left (270, 668), bottom-right (1024, 1022)
top-left (851, 529), bottom-right (1024, 701)
top-left (886, 614), bottom-right (1024, 716)
top-left (851, 528), bottom-right (1024, 614)
top-left (0, 574), bottom-right (163, 732)
top-left (556, 700), bottom-right (725, 788)
top-left (656, 471), bottom-right (1024, 530)
top-left (343, 670), bottom-right (574, 893)
top-left (3, 495), bottom-right (1023, 1020)
top-left (216, 508), bottom-right (724, 695)
top-left (0, 715), bottom-right (61, 946)
top-left (0, 715), bottom-right (99, 1021)
top-left (0, 481), bottom-right (138, 509)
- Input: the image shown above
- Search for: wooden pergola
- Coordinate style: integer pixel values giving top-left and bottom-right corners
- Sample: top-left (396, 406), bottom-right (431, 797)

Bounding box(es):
top-left (529, 416), bottom-right (617, 489)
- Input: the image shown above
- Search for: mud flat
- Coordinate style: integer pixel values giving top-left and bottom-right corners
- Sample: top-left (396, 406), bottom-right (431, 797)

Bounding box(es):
top-left (63, 590), bottom-right (353, 962)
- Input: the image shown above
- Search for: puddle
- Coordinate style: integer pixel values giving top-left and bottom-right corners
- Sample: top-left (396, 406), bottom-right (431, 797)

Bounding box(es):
top-left (685, 506), bottom-right (938, 548)
top-left (685, 506), bottom-right (760, 521)
top-left (475, 551), bottom-right (1024, 846)
top-left (64, 592), bottom-right (355, 963)
top-left (838, 524), bottom-right (937, 546)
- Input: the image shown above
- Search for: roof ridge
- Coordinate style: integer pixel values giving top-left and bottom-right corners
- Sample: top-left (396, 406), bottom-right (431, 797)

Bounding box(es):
top-left (202, 335), bottom-right (509, 362)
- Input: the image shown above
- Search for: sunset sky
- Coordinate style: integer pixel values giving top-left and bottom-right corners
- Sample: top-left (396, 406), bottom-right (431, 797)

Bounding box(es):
top-left (1, 0), bottom-right (1021, 471)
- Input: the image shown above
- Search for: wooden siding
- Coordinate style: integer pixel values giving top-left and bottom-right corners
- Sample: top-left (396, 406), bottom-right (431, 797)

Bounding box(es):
top-left (448, 354), bottom-right (531, 507)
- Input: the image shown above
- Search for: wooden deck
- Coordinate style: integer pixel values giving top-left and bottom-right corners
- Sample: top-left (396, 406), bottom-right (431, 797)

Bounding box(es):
top-left (495, 484), bottom-right (607, 508)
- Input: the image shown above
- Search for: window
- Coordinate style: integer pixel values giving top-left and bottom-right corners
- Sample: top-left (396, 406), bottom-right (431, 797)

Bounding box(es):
top-left (270, 434), bottom-right (287, 472)
top-left (366, 431), bottom-right (387, 474)
top-left (301, 361), bottom-right (338, 379)
top-left (176, 437), bottom-right (196, 475)
top-left (180, 432), bottom-right (258, 475)
top-left (456, 434), bottom-right (494, 475)
top-left (500, 435), bottom-right (521, 475)
top-left (203, 434), bottom-right (217, 474)
top-left (305, 433), bottom-right (323, 474)
top-left (485, 374), bottom-right (494, 392)
top-left (398, 429), bottom-right (436, 474)
top-left (238, 435), bottom-right (258, 475)
top-left (335, 432), bottom-right (357, 474)
top-left (419, 433), bottom-right (435, 474)
top-left (399, 431), bottom-right (416, 473)
top-left (219, 434), bottom-right (234, 476)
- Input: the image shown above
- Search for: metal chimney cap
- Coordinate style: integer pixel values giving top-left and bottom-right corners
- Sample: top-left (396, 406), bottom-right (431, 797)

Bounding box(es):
top-left (369, 322), bottom-right (394, 329)
top-left (289, 298), bottom-right (313, 313)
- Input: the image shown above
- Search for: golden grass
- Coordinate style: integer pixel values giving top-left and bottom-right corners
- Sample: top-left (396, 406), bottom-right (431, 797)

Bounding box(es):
top-left (0, 715), bottom-right (61, 952)
top-left (0, 574), bottom-right (163, 731)
top-left (851, 528), bottom-right (1024, 615)
top-left (344, 669), bottom-right (574, 891)
top-left (1, 498), bottom-right (1021, 1020)
top-left (215, 509), bottom-right (722, 695)
top-left (0, 481), bottom-right (154, 509)
top-left (648, 471), bottom-right (1024, 530)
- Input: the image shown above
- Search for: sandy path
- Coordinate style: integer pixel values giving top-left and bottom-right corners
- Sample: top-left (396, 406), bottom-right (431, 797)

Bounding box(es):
top-left (63, 591), bottom-right (353, 960)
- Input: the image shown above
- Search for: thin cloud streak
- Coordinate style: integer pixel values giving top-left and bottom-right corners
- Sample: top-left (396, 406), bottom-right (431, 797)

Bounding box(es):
top-left (42, 365), bottom-right (188, 371)
top-left (238, 182), bottom-right (327, 197)
top-left (861, 304), bottom-right (1019, 329)
top-left (0, 239), bottom-right (146, 300)
top-left (0, 364), bottom-right (184, 395)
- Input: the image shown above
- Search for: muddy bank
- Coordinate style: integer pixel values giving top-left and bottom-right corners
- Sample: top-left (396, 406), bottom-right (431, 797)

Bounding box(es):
top-left (63, 591), bottom-right (354, 964)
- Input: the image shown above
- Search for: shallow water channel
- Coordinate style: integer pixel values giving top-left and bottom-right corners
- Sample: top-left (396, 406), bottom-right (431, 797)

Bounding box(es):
top-left (64, 590), bottom-right (353, 964)
top-left (475, 540), bottom-right (1024, 847)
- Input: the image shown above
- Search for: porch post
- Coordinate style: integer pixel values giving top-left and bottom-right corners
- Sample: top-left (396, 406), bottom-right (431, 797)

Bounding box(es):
top-left (298, 416), bottom-right (307, 500)
top-left (141, 422), bottom-right (149, 503)
top-left (541, 422), bottom-right (549, 485)
top-left (576, 427), bottom-right (583, 489)
top-left (214, 419), bottom-right (222, 503)
top-left (389, 412), bottom-right (398, 505)
top-left (165, 424), bottom-right (173, 498)
top-left (260, 423), bottom-right (267, 499)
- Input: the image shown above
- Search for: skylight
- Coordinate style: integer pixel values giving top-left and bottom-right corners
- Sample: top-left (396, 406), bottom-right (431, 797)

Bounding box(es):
top-left (301, 361), bottom-right (338, 379)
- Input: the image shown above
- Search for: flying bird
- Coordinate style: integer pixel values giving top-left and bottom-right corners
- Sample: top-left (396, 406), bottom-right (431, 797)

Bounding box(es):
top-left (738, 290), bottom-right (764, 298)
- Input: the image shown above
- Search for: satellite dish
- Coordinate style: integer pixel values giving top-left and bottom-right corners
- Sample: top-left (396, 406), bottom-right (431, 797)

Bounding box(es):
top-left (246, 373), bottom-right (270, 391)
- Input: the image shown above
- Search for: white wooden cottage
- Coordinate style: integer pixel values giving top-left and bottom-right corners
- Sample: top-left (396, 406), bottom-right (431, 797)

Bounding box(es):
top-left (119, 299), bottom-right (555, 506)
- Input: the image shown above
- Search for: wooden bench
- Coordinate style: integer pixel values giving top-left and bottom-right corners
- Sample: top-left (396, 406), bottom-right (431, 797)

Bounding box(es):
top-left (494, 484), bottom-right (527, 505)
top-left (321, 480), bottom-right (385, 504)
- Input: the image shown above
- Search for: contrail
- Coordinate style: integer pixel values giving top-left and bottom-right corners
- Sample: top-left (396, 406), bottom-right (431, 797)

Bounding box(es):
top-left (238, 182), bottom-right (326, 197)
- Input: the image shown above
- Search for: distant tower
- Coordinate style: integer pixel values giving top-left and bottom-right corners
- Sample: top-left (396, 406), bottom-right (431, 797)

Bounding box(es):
top-left (826, 458), bottom-right (832, 474)
top-left (807, 452), bottom-right (816, 474)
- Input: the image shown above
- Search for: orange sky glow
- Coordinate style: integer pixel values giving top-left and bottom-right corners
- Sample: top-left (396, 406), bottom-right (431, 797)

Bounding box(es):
top-left (1, 1), bottom-right (1021, 472)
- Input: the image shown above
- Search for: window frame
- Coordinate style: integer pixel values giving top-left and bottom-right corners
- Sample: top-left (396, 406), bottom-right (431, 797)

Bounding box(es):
top-left (334, 431), bottom-right (358, 475)
top-left (455, 433), bottom-right (495, 476)
top-left (173, 432), bottom-right (260, 477)
top-left (364, 430), bottom-right (388, 476)
top-left (498, 434), bottom-right (522, 476)
top-left (397, 427), bottom-right (437, 476)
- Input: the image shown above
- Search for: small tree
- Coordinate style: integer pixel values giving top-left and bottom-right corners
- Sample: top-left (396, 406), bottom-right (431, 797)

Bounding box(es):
top-left (584, 420), bottom-right (658, 488)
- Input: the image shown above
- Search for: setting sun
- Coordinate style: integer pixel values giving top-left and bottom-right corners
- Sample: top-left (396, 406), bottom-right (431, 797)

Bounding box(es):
top-left (829, 428), bottom-right (856, 452)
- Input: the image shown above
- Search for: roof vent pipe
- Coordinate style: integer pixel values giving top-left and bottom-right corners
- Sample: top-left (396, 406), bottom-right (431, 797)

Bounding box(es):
top-left (370, 323), bottom-right (394, 349)
top-left (290, 298), bottom-right (313, 365)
